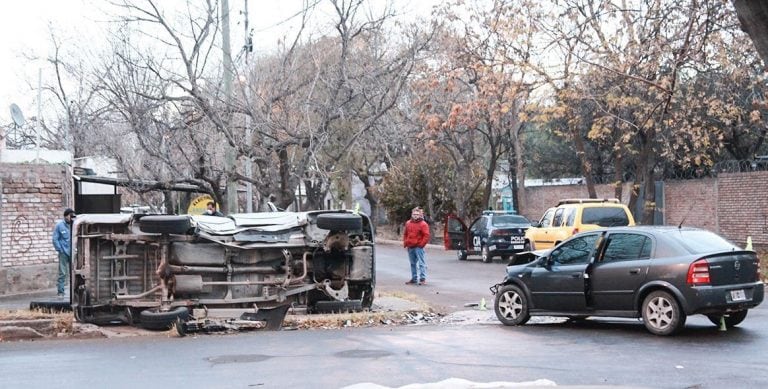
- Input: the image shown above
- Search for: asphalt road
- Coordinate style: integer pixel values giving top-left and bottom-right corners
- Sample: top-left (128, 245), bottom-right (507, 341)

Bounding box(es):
top-left (1, 241), bottom-right (767, 388)
top-left (374, 241), bottom-right (506, 312)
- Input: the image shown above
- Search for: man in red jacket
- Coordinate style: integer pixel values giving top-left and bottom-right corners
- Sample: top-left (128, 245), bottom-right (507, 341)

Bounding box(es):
top-left (403, 207), bottom-right (430, 285)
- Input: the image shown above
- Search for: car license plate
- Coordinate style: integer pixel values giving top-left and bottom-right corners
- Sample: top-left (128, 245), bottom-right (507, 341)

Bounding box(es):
top-left (489, 245), bottom-right (497, 251)
top-left (730, 289), bottom-right (747, 302)
top-left (513, 244), bottom-right (524, 250)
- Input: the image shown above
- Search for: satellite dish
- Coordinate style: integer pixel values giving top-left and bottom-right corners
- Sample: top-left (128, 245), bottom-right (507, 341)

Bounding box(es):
top-left (9, 104), bottom-right (25, 127)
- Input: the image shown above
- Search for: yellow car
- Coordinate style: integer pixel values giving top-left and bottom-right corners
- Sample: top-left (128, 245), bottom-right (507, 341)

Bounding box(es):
top-left (524, 199), bottom-right (635, 250)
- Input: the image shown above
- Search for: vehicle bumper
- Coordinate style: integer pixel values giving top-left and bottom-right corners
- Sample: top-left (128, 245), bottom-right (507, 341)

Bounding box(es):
top-left (685, 281), bottom-right (765, 315)
top-left (487, 242), bottom-right (526, 255)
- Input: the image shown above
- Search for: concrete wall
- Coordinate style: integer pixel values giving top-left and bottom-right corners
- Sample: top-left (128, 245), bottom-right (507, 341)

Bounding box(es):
top-left (0, 163), bottom-right (71, 294)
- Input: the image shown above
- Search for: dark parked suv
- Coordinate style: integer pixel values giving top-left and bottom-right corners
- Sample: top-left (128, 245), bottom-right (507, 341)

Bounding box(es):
top-left (491, 226), bottom-right (764, 335)
top-left (444, 211), bottom-right (532, 263)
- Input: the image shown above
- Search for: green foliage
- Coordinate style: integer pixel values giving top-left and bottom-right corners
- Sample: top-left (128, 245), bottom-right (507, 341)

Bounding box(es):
top-left (523, 122), bottom-right (582, 179)
top-left (379, 152), bottom-right (484, 224)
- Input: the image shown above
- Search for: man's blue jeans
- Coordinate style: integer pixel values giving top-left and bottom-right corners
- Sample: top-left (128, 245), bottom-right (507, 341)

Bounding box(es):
top-left (57, 252), bottom-right (70, 295)
top-left (407, 247), bottom-right (427, 282)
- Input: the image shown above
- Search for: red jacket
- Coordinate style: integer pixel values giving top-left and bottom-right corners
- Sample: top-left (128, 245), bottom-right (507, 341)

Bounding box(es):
top-left (403, 219), bottom-right (430, 248)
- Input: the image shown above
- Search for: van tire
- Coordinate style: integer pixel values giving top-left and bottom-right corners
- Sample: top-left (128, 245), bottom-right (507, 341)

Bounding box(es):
top-left (139, 216), bottom-right (192, 234)
top-left (317, 213), bottom-right (362, 231)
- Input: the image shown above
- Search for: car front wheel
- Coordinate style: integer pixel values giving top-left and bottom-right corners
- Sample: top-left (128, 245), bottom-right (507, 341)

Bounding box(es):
top-left (641, 291), bottom-right (686, 336)
top-left (707, 310), bottom-right (748, 328)
top-left (481, 246), bottom-right (492, 263)
top-left (494, 284), bottom-right (530, 326)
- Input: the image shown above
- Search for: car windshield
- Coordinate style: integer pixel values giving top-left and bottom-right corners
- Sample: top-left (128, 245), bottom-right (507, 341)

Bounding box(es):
top-left (668, 230), bottom-right (737, 254)
top-left (492, 215), bottom-right (530, 226)
top-left (581, 207), bottom-right (629, 226)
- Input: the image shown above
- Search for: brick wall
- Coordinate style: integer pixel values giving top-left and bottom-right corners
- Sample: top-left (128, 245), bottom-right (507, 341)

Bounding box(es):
top-left (0, 163), bottom-right (71, 294)
top-left (664, 178), bottom-right (718, 232)
top-left (717, 172), bottom-right (768, 248)
top-left (519, 182), bottom-right (634, 223)
top-left (518, 173), bottom-right (768, 249)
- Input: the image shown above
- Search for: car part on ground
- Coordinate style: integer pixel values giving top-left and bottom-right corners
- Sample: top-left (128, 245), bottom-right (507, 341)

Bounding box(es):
top-left (70, 210), bottom-right (376, 332)
top-left (490, 226), bottom-right (764, 336)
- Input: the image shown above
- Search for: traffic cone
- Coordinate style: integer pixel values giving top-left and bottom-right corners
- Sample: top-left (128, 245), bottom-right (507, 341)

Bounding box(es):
top-left (719, 316), bottom-right (727, 332)
top-left (745, 236), bottom-right (753, 251)
top-left (479, 298), bottom-right (487, 311)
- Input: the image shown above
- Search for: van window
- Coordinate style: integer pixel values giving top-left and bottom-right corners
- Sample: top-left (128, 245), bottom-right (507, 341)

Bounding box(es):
top-left (581, 207), bottom-right (630, 227)
top-left (552, 208), bottom-right (565, 227)
top-left (564, 208), bottom-right (576, 227)
top-left (539, 209), bottom-right (555, 228)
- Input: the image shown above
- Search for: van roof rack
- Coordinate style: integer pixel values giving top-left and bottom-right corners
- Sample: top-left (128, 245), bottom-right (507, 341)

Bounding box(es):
top-left (557, 198), bottom-right (620, 205)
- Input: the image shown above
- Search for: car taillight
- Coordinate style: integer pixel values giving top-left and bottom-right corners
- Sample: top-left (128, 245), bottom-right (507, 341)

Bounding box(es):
top-left (687, 259), bottom-right (710, 286)
top-left (572, 228), bottom-right (579, 235)
top-left (491, 230), bottom-right (504, 237)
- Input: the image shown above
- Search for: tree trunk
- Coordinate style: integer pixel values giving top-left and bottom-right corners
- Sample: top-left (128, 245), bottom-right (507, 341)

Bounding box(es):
top-left (277, 148), bottom-right (296, 210)
top-left (514, 126), bottom-right (526, 213)
top-left (303, 179), bottom-right (326, 210)
top-left (613, 153), bottom-right (624, 201)
top-left (483, 157), bottom-right (497, 209)
top-left (733, 0), bottom-right (768, 69)
top-left (572, 127), bottom-right (597, 198)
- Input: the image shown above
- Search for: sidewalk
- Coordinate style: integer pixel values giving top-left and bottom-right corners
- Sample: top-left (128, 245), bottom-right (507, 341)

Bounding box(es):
top-left (0, 288), bottom-right (64, 310)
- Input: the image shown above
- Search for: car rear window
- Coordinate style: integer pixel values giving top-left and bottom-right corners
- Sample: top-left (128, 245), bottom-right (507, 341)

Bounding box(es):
top-left (491, 215), bottom-right (530, 226)
top-left (581, 207), bottom-right (630, 226)
top-left (668, 230), bottom-right (737, 254)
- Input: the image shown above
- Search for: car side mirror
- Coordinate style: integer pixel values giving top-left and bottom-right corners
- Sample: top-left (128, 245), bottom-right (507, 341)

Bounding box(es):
top-left (532, 222), bottom-right (541, 228)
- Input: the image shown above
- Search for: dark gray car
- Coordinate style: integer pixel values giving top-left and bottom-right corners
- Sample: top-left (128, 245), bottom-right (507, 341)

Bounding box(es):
top-left (490, 226), bottom-right (764, 335)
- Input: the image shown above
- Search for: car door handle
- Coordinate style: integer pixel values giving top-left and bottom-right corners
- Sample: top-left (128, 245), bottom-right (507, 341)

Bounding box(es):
top-left (629, 268), bottom-right (641, 275)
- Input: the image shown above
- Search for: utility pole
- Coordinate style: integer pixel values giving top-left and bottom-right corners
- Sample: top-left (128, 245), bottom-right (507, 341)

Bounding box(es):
top-left (222, 0), bottom-right (239, 213)
top-left (243, 0), bottom-right (253, 212)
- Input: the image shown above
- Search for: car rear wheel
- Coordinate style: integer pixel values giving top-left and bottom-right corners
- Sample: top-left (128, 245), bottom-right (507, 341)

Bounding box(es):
top-left (494, 284), bottom-right (530, 326)
top-left (481, 246), bottom-right (492, 263)
top-left (457, 249), bottom-right (467, 261)
top-left (641, 291), bottom-right (686, 336)
top-left (523, 241), bottom-right (531, 251)
top-left (706, 310), bottom-right (748, 328)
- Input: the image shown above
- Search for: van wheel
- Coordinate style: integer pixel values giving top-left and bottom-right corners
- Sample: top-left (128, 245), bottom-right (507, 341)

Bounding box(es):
top-left (139, 216), bottom-right (192, 234)
top-left (140, 307), bottom-right (190, 331)
top-left (317, 213), bottom-right (362, 231)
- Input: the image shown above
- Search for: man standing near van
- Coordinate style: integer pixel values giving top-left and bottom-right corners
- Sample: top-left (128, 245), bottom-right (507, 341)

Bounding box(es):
top-left (403, 207), bottom-right (430, 285)
top-left (52, 208), bottom-right (75, 297)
